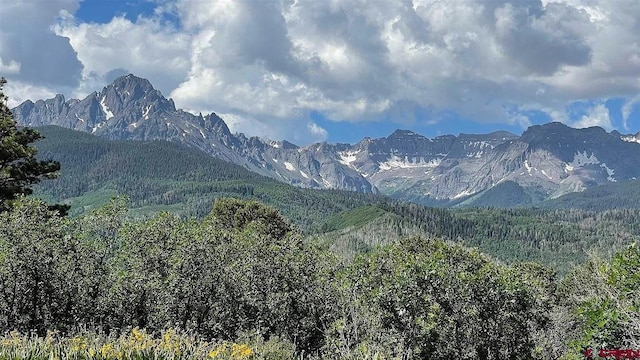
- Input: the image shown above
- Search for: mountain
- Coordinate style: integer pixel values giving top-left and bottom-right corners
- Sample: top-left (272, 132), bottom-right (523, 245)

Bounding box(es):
top-left (13, 74), bottom-right (374, 193)
top-left (28, 126), bottom-right (640, 273)
top-left (32, 125), bottom-right (384, 230)
top-left (13, 74), bottom-right (640, 206)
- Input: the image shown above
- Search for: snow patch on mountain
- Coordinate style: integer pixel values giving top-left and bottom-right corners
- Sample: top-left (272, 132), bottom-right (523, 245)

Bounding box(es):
top-left (524, 160), bottom-right (533, 175)
top-left (378, 156), bottom-right (441, 171)
top-left (452, 189), bottom-right (474, 199)
top-left (570, 151), bottom-right (600, 167)
top-left (100, 96), bottom-right (114, 120)
top-left (284, 162), bottom-right (295, 171)
top-left (338, 151), bottom-right (360, 167)
top-left (621, 135), bottom-right (640, 144)
top-left (143, 105), bottom-right (152, 120)
top-left (601, 163), bottom-right (616, 182)
top-left (91, 122), bottom-right (104, 134)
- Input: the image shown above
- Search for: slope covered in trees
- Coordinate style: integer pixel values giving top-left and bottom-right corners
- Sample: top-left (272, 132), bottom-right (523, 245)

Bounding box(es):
top-left (0, 197), bottom-right (637, 358)
top-left (33, 125), bottom-right (385, 230)
top-left (542, 178), bottom-right (640, 210)
top-left (313, 203), bottom-right (640, 274)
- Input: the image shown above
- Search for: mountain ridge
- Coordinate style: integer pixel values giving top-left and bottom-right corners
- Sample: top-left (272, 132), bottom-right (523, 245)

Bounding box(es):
top-left (13, 74), bottom-right (640, 206)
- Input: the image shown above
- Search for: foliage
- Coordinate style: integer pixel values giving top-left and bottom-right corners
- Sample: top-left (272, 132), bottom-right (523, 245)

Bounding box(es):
top-left (324, 237), bottom-right (545, 359)
top-left (313, 203), bottom-right (640, 275)
top-left (0, 196), bottom-right (638, 358)
top-left (558, 243), bottom-right (640, 355)
top-left (0, 79), bottom-right (62, 212)
top-left (32, 125), bottom-right (384, 230)
top-left (0, 197), bottom-right (334, 355)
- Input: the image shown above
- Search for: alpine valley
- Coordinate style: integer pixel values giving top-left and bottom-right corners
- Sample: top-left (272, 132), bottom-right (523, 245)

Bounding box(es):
top-left (12, 74), bottom-right (640, 207)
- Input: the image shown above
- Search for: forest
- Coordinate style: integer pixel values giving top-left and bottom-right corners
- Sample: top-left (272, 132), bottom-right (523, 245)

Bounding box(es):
top-left (0, 196), bottom-right (639, 359)
top-left (1, 78), bottom-right (639, 359)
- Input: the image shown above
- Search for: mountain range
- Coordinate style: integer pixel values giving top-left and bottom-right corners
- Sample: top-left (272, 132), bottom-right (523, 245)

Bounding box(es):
top-left (13, 74), bottom-right (640, 206)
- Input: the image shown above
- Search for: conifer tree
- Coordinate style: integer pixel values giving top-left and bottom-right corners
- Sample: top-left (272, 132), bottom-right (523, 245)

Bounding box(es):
top-left (0, 77), bottom-right (61, 211)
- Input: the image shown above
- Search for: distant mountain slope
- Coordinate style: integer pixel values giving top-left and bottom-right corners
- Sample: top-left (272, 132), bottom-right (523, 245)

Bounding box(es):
top-left (311, 203), bottom-right (640, 274)
top-left (30, 126), bottom-right (640, 273)
top-left (541, 179), bottom-right (640, 211)
top-left (14, 74), bottom-right (640, 206)
top-left (14, 75), bottom-right (375, 193)
top-left (33, 126), bottom-right (384, 230)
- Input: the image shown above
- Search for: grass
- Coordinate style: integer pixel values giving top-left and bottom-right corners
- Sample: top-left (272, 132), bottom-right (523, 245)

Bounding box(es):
top-left (319, 205), bottom-right (388, 232)
top-left (0, 329), bottom-right (297, 360)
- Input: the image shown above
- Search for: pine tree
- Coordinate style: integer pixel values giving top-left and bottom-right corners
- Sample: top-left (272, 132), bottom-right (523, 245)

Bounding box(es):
top-left (0, 77), bottom-right (62, 212)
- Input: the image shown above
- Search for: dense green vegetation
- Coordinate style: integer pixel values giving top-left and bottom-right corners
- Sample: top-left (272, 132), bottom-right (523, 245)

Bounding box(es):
top-left (314, 203), bottom-right (640, 274)
top-left (543, 179), bottom-right (640, 210)
top-left (31, 125), bottom-right (640, 275)
top-left (0, 79), bottom-right (63, 213)
top-left (33, 125), bottom-right (385, 230)
top-left (0, 197), bottom-right (638, 358)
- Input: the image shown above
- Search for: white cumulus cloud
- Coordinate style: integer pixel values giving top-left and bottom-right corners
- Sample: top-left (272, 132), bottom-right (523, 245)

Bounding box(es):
top-left (3, 0), bottom-right (640, 143)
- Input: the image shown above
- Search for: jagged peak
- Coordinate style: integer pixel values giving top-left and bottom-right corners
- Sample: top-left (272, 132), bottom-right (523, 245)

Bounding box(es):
top-left (109, 74), bottom-right (155, 92)
top-left (388, 129), bottom-right (426, 139)
top-left (98, 74), bottom-right (161, 105)
top-left (457, 130), bottom-right (518, 141)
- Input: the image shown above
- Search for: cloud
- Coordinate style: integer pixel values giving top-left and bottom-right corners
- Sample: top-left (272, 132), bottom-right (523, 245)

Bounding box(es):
top-left (219, 112), bottom-right (328, 145)
top-left (0, 56), bottom-right (21, 74)
top-left (54, 10), bottom-right (191, 98)
top-left (307, 122), bottom-right (328, 141)
top-left (4, 0), bottom-right (640, 143)
top-left (168, 0), bottom-right (606, 133)
top-left (4, 81), bottom-right (57, 108)
top-left (621, 97), bottom-right (640, 131)
top-left (571, 103), bottom-right (613, 130)
top-left (0, 1), bottom-right (83, 88)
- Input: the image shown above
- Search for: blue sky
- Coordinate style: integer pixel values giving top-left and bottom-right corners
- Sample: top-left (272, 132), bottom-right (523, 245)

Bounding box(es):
top-left (74, 0), bottom-right (156, 24)
top-left (2, 0), bottom-right (640, 145)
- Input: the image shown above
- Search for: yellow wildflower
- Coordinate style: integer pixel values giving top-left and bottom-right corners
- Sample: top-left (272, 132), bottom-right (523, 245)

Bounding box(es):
top-left (209, 343), bottom-right (228, 358)
top-left (88, 347), bottom-right (96, 357)
top-left (232, 343), bottom-right (253, 359)
top-left (132, 327), bottom-right (145, 342)
top-left (101, 343), bottom-right (115, 357)
top-left (71, 335), bottom-right (87, 352)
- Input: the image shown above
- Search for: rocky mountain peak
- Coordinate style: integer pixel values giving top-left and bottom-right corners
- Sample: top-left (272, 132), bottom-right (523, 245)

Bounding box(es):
top-left (110, 74), bottom-right (155, 93)
top-left (388, 129), bottom-right (421, 138)
top-left (520, 122), bottom-right (613, 149)
top-left (13, 74), bottom-right (640, 205)
top-left (98, 74), bottom-right (174, 117)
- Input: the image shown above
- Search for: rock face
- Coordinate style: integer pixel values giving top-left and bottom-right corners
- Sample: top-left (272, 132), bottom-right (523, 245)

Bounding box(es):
top-left (12, 74), bottom-right (375, 193)
top-left (13, 74), bottom-right (640, 204)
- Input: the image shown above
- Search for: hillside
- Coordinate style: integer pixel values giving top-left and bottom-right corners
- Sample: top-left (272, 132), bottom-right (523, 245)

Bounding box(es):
top-left (33, 125), bottom-right (384, 230)
top-left (30, 126), bottom-right (640, 274)
top-left (312, 202), bottom-right (640, 273)
top-left (541, 178), bottom-right (640, 210)
top-left (15, 74), bottom-right (640, 207)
